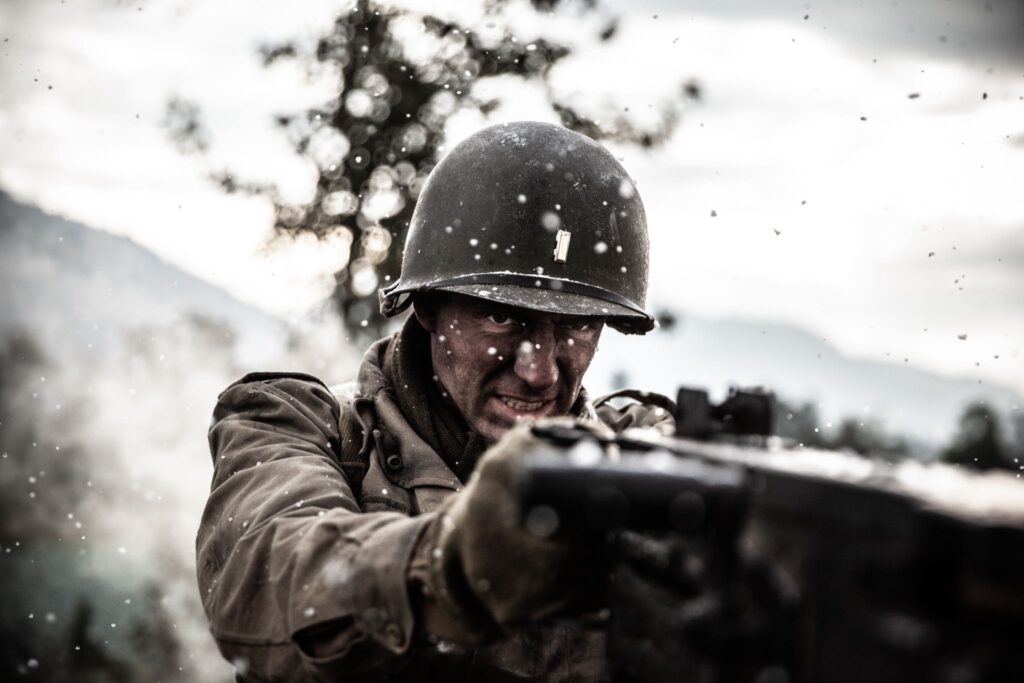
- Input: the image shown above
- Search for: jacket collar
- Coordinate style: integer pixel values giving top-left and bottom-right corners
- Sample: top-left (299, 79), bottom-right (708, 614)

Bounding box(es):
top-left (351, 326), bottom-right (473, 488)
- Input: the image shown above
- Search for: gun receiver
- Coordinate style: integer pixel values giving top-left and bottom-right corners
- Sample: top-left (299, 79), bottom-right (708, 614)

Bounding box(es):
top-left (516, 388), bottom-right (1024, 683)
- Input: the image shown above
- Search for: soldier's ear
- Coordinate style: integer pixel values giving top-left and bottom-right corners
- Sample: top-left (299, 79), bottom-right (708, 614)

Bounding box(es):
top-left (413, 295), bottom-right (438, 333)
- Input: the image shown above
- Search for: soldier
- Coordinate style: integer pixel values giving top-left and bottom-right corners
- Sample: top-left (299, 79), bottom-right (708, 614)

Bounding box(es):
top-left (197, 121), bottom-right (673, 681)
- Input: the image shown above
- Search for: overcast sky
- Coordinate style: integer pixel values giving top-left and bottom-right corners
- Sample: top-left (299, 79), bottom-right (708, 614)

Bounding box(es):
top-left (1, 0), bottom-right (1022, 394)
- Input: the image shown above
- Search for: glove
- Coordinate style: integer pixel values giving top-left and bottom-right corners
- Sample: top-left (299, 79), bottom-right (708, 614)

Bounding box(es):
top-left (410, 418), bottom-right (613, 642)
top-left (607, 531), bottom-right (800, 683)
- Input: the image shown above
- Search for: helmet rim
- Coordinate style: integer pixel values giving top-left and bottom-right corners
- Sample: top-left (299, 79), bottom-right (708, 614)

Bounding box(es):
top-left (380, 272), bottom-right (655, 334)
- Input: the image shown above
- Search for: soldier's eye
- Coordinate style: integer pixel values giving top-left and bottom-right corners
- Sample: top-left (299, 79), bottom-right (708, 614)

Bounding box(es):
top-left (486, 313), bottom-right (518, 326)
top-left (560, 318), bottom-right (599, 332)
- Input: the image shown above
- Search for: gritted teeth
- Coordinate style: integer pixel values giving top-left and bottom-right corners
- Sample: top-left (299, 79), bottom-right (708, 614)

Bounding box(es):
top-left (500, 396), bottom-right (546, 411)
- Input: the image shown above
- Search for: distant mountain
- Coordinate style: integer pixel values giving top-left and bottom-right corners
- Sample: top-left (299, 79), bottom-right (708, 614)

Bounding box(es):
top-left (0, 190), bottom-right (288, 365)
top-left (3, 189), bottom-right (1019, 451)
top-left (589, 314), bottom-right (1023, 451)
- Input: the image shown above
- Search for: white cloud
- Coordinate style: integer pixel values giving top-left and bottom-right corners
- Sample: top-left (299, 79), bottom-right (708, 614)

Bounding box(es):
top-left (1, 0), bottom-right (1021, 393)
top-left (545, 13), bottom-right (1024, 393)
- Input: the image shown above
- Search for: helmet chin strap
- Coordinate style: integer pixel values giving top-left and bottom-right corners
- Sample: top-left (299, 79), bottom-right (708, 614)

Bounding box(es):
top-left (379, 287), bottom-right (410, 317)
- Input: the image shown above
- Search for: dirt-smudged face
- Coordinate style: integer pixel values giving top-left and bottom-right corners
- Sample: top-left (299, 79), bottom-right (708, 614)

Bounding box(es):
top-left (415, 293), bottom-right (604, 443)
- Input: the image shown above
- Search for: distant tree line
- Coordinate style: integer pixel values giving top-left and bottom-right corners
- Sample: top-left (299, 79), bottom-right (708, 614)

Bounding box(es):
top-left (940, 401), bottom-right (1020, 472)
top-left (774, 395), bottom-right (1022, 473)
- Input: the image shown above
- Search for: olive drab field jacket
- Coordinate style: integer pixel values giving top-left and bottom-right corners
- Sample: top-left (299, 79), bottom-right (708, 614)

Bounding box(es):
top-left (197, 333), bottom-right (674, 682)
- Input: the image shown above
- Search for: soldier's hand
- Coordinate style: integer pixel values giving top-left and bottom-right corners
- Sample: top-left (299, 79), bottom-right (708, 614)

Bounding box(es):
top-left (412, 418), bottom-right (611, 639)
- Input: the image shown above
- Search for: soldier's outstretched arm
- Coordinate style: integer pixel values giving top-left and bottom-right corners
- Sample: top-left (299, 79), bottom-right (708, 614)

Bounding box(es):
top-left (198, 374), bottom-right (432, 682)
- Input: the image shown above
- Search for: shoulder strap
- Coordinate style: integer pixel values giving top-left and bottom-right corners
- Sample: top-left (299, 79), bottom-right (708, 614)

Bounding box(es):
top-left (329, 382), bottom-right (374, 499)
top-left (593, 388), bottom-right (677, 414)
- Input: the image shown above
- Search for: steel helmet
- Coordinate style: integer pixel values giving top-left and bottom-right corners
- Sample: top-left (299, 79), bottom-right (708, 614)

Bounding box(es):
top-left (379, 121), bottom-right (655, 334)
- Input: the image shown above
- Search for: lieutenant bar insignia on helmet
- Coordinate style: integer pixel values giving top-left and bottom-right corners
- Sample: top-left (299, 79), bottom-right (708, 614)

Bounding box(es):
top-left (553, 230), bottom-right (571, 263)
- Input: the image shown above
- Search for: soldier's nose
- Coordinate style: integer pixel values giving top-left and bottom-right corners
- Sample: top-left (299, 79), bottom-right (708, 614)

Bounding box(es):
top-left (514, 336), bottom-right (558, 391)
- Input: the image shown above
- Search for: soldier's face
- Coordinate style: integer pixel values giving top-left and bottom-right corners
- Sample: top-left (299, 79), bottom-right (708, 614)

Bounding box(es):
top-left (417, 293), bottom-right (604, 443)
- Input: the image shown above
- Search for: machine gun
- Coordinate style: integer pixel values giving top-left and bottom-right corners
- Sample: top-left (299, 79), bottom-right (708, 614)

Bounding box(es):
top-left (517, 388), bottom-right (1024, 683)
